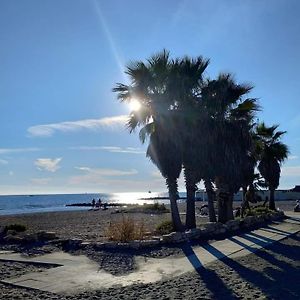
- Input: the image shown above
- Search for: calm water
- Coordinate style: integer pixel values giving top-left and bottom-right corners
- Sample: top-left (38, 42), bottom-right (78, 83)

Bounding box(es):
top-left (0, 192), bottom-right (180, 216)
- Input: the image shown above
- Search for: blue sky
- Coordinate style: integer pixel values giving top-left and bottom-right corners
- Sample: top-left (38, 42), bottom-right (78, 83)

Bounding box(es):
top-left (0, 0), bottom-right (299, 194)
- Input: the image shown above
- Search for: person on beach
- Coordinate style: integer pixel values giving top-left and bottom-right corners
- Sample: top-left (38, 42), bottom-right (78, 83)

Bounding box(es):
top-left (92, 199), bottom-right (96, 207)
top-left (97, 198), bottom-right (102, 207)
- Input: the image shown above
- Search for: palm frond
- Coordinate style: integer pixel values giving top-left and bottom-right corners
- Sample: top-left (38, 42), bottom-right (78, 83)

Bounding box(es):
top-left (139, 122), bottom-right (155, 144)
top-left (112, 83), bottom-right (132, 102)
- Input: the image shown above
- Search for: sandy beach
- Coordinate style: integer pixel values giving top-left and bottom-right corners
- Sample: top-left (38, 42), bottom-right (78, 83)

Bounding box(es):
top-left (0, 232), bottom-right (299, 299)
top-left (0, 201), bottom-right (296, 241)
top-left (0, 201), bottom-right (299, 299)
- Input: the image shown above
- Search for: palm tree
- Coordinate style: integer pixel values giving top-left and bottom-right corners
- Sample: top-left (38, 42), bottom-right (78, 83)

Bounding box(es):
top-left (113, 50), bottom-right (185, 231)
top-left (256, 123), bottom-right (289, 210)
top-left (204, 179), bottom-right (217, 222)
top-left (200, 74), bottom-right (259, 223)
top-left (170, 56), bottom-right (210, 229)
top-left (147, 121), bottom-right (184, 231)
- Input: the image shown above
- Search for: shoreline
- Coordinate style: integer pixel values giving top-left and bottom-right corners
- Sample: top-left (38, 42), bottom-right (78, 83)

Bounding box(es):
top-left (0, 199), bottom-right (298, 217)
top-left (0, 201), bottom-right (296, 240)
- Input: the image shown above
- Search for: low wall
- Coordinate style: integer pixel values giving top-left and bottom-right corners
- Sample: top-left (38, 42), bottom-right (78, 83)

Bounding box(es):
top-left (63, 211), bottom-right (286, 251)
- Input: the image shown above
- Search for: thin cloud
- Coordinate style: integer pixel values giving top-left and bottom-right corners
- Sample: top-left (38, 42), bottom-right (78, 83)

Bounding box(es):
top-left (35, 158), bottom-right (62, 172)
top-left (31, 178), bottom-right (52, 185)
top-left (288, 155), bottom-right (298, 160)
top-left (71, 145), bottom-right (145, 154)
top-left (0, 147), bottom-right (40, 154)
top-left (69, 167), bottom-right (138, 185)
top-left (0, 159), bottom-right (8, 165)
top-left (281, 166), bottom-right (300, 176)
top-left (151, 170), bottom-right (162, 178)
top-left (102, 147), bottom-right (145, 154)
top-left (27, 115), bottom-right (128, 137)
top-left (74, 167), bottom-right (138, 176)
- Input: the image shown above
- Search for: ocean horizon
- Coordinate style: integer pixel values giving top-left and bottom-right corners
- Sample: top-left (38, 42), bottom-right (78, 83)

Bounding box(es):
top-left (0, 192), bottom-right (180, 216)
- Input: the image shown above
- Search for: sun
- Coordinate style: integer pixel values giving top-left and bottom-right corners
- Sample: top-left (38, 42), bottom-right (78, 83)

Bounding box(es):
top-left (129, 99), bottom-right (141, 111)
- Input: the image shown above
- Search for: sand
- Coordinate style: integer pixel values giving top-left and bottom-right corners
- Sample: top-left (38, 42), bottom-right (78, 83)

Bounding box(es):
top-left (0, 201), bottom-right (295, 242)
top-left (0, 200), bottom-right (299, 299)
top-left (0, 233), bottom-right (299, 299)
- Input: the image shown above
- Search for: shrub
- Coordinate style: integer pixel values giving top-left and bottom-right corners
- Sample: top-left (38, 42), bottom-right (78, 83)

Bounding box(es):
top-left (244, 205), bottom-right (272, 217)
top-left (156, 219), bottom-right (174, 235)
top-left (126, 202), bottom-right (169, 214)
top-left (144, 202), bottom-right (168, 212)
top-left (4, 224), bottom-right (26, 233)
top-left (106, 215), bottom-right (146, 242)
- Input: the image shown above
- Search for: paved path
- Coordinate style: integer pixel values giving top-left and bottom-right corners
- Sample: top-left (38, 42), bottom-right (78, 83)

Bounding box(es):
top-left (0, 214), bottom-right (299, 294)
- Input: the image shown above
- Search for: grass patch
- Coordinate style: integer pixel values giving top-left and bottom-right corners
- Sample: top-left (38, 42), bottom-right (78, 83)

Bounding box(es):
top-left (244, 205), bottom-right (272, 217)
top-left (106, 215), bottom-right (146, 242)
top-left (155, 219), bottom-right (174, 235)
top-left (143, 202), bottom-right (168, 212)
top-left (126, 202), bottom-right (169, 214)
top-left (4, 224), bottom-right (27, 233)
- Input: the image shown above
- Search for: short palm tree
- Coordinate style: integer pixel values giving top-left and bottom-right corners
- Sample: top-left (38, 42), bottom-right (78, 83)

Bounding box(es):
top-left (256, 123), bottom-right (289, 210)
top-left (200, 73), bottom-right (259, 223)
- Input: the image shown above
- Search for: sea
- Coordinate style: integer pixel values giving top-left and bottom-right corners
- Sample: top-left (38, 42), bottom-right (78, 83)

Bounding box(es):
top-left (0, 192), bottom-right (185, 216)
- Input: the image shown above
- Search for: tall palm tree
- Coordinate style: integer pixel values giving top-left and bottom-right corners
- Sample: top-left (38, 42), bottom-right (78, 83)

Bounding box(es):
top-left (113, 50), bottom-right (185, 231)
top-left (147, 121), bottom-right (184, 231)
top-left (170, 56), bottom-right (210, 229)
top-left (200, 74), bottom-right (259, 223)
top-left (256, 123), bottom-right (289, 210)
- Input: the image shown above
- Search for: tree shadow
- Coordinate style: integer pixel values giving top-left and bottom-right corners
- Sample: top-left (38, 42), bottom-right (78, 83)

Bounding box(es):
top-left (228, 236), bottom-right (296, 271)
top-left (202, 241), bottom-right (300, 299)
top-left (241, 232), bottom-right (300, 261)
top-left (244, 232), bottom-right (276, 244)
top-left (181, 243), bottom-right (238, 299)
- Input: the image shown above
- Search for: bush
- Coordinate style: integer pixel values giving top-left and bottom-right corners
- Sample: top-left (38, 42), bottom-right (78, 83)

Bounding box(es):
top-left (244, 205), bottom-right (272, 217)
top-left (106, 215), bottom-right (146, 242)
top-left (4, 224), bottom-right (26, 233)
top-left (156, 219), bottom-right (174, 235)
top-left (126, 202), bottom-right (169, 214)
top-left (144, 202), bottom-right (168, 212)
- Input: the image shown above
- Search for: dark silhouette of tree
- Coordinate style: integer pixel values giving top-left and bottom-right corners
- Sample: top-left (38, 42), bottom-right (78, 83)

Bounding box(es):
top-left (200, 74), bottom-right (259, 223)
top-left (113, 50), bottom-right (185, 231)
top-left (256, 123), bottom-right (289, 210)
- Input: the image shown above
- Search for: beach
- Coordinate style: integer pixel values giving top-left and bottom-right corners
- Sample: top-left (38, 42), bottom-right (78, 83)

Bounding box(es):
top-left (0, 200), bottom-right (299, 299)
top-left (0, 232), bottom-right (299, 299)
top-left (0, 201), bottom-right (296, 242)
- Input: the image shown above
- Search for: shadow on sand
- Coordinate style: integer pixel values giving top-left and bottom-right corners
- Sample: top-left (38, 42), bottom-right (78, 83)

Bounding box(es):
top-left (180, 232), bottom-right (300, 300)
top-left (181, 243), bottom-right (238, 299)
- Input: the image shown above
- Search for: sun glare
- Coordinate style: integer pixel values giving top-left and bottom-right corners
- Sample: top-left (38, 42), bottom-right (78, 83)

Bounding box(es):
top-left (129, 99), bottom-right (141, 111)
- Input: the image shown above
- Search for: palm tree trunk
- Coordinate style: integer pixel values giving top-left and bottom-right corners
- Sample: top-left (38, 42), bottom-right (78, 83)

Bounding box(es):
top-left (242, 186), bottom-right (247, 200)
top-left (204, 179), bottom-right (217, 222)
top-left (241, 186), bottom-right (250, 218)
top-left (184, 169), bottom-right (196, 229)
top-left (166, 178), bottom-right (184, 232)
top-left (226, 193), bottom-right (234, 220)
top-left (216, 178), bottom-right (234, 223)
top-left (185, 185), bottom-right (196, 229)
top-left (269, 188), bottom-right (276, 210)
